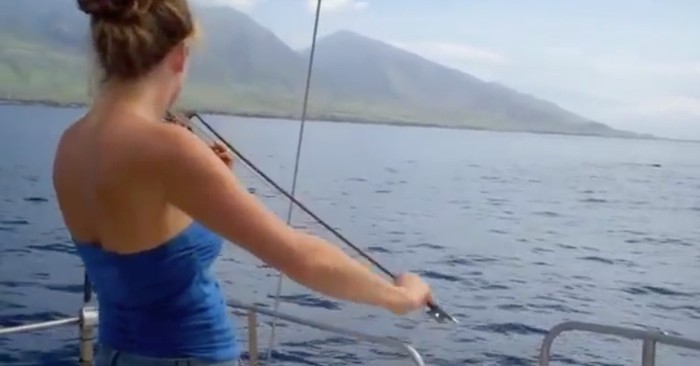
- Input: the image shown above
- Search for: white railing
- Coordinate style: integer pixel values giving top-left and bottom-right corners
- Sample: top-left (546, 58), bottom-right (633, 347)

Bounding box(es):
top-left (0, 303), bottom-right (426, 366)
top-left (539, 321), bottom-right (700, 366)
top-left (0, 317), bottom-right (80, 336)
top-left (6, 308), bottom-right (700, 365)
top-left (0, 306), bottom-right (97, 366)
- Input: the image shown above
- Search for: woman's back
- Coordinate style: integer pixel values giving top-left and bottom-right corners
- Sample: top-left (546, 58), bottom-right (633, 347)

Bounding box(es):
top-left (53, 110), bottom-right (194, 254)
top-left (54, 111), bottom-right (238, 361)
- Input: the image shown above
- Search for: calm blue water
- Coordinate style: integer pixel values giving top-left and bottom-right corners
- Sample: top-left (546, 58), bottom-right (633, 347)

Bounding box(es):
top-left (1, 104), bottom-right (699, 365)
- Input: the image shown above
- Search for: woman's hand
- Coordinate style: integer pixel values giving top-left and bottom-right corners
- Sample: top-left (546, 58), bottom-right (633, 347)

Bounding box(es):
top-left (165, 112), bottom-right (233, 168)
top-left (165, 111), bottom-right (194, 132)
top-left (211, 141), bottom-right (234, 168)
top-left (390, 273), bottom-right (433, 315)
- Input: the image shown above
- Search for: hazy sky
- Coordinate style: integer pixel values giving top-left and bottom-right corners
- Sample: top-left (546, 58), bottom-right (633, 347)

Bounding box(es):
top-left (197, 0), bottom-right (700, 139)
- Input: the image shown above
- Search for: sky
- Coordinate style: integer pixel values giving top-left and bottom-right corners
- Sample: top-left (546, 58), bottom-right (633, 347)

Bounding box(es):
top-left (195, 0), bottom-right (700, 139)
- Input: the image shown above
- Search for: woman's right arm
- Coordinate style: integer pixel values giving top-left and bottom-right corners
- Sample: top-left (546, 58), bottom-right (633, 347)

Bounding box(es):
top-left (153, 125), bottom-right (431, 315)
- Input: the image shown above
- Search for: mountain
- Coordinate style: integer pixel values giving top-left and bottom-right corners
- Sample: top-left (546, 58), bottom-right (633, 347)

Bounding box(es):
top-left (0, 0), bottom-right (637, 137)
top-left (0, 1), bottom-right (88, 102)
top-left (306, 31), bottom-right (627, 135)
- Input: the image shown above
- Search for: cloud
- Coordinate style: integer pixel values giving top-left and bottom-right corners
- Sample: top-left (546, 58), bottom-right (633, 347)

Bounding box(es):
top-left (543, 46), bottom-right (585, 58)
top-left (588, 56), bottom-right (700, 80)
top-left (623, 96), bottom-right (700, 117)
top-left (392, 41), bottom-right (507, 66)
top-left (306, 0), bottom-right (368, 14)
top-left (193, 0), bottom-right (263, 12)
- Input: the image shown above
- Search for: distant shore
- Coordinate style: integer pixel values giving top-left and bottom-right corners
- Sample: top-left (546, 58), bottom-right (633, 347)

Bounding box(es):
top-left (3, 97), bottom-right (693, 143)
top-left (0, 97), bottom-right (487, 132)
top-left (0, 97), bottom-right (448, 129)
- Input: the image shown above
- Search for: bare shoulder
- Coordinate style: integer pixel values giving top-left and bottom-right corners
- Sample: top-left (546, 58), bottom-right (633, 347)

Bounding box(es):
top-left (139, 118), bottom-right (217, 169)
top-left (53, 114), bottom-right (204, 183)
top-left (52, 119), bottom-right (86, 181)
top-left (101, 116), bottom-right (207, 173)
top-left (54, 119), bottom-right (81, 158)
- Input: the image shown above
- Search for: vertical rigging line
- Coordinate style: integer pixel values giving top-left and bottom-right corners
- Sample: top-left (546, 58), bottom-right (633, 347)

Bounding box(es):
top-left (266, 0), bottom-right (323, 361)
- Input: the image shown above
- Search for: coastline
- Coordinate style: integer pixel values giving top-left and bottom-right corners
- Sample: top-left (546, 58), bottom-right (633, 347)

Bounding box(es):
top-left (0, 98), bottom-right (473, 131)
top-left (1, 97), bottom-right (685, 143)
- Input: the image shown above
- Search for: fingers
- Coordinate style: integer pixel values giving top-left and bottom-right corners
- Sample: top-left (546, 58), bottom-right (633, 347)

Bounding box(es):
top-left (211, 141), bottom-right (234, 167)
top-left (167, 113), bottom-right (194, 132)
top-left (211, 141), bottom-right (227, 153)
top-left (426, 292), bottom-right (436, 306)
top-left (217, 151), bottom-right (234, 166)
top-left (165, 113), bottom-right (233, 165)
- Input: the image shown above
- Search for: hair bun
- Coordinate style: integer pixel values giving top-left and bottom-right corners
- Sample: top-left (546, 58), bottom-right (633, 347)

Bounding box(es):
top-left (77, 0), bottom-right (154, 22)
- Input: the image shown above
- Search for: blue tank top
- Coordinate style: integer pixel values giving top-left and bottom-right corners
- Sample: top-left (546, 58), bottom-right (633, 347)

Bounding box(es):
top-left (74, 221), bottom-right (238, 362)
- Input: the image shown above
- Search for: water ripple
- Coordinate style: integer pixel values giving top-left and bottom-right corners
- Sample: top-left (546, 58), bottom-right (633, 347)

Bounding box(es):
top-left (0, 219), bottom-right (29, 225)
top-left (475, 322), bottom-right (548, 336)
top-left (23, 197), bottom-right (49, 203)
top-left (267, 294), bottom-right (343, 310)
top-left (27, 242), bottom-right (75, 255)
top-left (622, 285), bottom-right (695, 298)
top-left (417, 270), bottom-right (463, 283)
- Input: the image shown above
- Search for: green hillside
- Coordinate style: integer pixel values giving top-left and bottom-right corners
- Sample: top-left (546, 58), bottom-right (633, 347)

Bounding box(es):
top-left (0, 0), bottom-right (637, 137)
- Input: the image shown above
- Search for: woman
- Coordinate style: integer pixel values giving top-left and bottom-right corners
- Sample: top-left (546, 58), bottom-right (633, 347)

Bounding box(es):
top-left (53, 0), bottom-right (434, 365)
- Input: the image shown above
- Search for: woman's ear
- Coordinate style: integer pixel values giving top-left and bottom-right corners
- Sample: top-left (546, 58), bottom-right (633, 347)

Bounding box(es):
top-left (168, 42), bottom-right (189, 75)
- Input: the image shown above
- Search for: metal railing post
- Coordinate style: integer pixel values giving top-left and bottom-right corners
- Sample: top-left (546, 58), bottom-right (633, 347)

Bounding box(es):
top-left (79, 306), bottom-right (98, 366)
top-left (247, 310), bottom-right (258, 366)
top-left (641, 339), bottom-right (656, 366)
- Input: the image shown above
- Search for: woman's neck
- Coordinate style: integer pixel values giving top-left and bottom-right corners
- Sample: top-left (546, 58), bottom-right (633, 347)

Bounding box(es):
top-left (93, 76), bottom-right (173, 121)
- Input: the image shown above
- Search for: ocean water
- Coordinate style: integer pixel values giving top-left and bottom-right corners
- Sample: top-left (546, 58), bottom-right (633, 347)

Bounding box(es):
top-left (0, 104), bottom-right (699, 365)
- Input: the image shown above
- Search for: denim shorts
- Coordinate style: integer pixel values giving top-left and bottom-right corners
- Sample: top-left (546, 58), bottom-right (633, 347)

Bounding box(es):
top-left (94, 345), bottom-right (241, 366)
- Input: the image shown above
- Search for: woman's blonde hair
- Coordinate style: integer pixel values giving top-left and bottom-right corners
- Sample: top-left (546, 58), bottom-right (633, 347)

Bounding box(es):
top-left (78, 0), bottom-right (196, 80)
